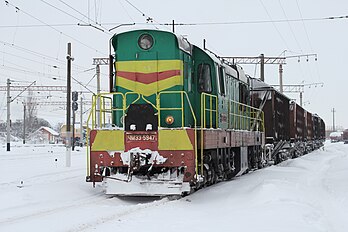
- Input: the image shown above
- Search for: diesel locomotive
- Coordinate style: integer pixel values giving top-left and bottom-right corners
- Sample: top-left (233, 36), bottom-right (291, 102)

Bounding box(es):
top-left (86, 29), bottom-right (325, 196)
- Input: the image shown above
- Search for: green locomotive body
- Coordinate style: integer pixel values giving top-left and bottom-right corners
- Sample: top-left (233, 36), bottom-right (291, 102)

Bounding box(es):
top-left (86, 29), bottom-right (264, 196)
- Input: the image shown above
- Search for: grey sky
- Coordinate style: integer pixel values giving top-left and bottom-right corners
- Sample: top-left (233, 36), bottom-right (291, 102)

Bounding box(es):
top-left (0, 0), bottom-right (347, 129)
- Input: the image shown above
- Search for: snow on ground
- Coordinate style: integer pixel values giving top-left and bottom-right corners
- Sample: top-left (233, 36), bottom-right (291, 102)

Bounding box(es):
top-left (0, 142), bottom-right (347, 232)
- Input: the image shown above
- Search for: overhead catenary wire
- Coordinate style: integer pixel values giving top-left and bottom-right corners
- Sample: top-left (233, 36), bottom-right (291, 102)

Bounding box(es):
top-left (0, 64), bottom-right (99, 90)
top-left (278, 0), bottom-right (303, 52)
top-left (39, 0), bottom-right (108, 34)
top-left (259, 0), bottom-right (290, 49)
top-left (295, 0), bottom-right (314, 53)
top-left (0, 40), bottom-right (102, 73)
top-left (4, 0), bottom-right (107, 55)
top-left (295, 0), bottom-right (322, 86)
top-left (57, 0), bottom-right (100, 25)
top-left (122, 0), bottom-right (164, 30)
top-left (0, 14), bottom-right (347, 29)
top-left (0, 50), bottom-right (61, 69)
top-left (118, 0), bottom-right (135, 23)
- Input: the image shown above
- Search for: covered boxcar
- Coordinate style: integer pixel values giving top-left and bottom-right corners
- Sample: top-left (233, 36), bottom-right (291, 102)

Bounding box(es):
top-left (250, 78), bottom-right (290, 163)
top-left (343, 129), bottom-right (348, 143)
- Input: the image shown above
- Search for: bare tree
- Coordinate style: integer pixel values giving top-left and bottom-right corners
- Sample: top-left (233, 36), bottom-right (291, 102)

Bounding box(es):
top-left (25, 88), bottom-right (38, 133)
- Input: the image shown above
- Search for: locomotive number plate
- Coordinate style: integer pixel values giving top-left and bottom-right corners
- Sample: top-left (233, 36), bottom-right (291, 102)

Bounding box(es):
top-left (127, 134), bottom-right (156, 142)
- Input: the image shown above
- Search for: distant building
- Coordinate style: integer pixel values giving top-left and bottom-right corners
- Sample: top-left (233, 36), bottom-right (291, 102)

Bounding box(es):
top-left (60, 124), bottom-right (87, 144)
top-left (29, 126), bottom-right (60, 144)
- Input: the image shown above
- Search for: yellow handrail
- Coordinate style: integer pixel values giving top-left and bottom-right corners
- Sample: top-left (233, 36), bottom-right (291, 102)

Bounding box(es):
top-left (86, 90), bottom-right (264, 181)
top-left (87, 91), bottom-right (199, 178)
top-left (228, 99), bottom-right (264, 131)
top-left (157, 91), bottom-right (198, 176)
top-left (200, 93), bottom-right (218, 176)
top-left (86, 92), bottom-right (125, 177)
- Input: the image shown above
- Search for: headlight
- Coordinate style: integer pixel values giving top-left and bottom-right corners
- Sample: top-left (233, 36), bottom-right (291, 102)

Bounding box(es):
top-left (138, 34), bottom-right (154, 50)
top-left (165, 116), bottom-right (174, 125)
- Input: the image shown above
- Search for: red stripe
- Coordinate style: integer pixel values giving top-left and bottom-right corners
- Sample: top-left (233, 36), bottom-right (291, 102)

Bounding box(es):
top-left (116, 70), bottom-right (181, 84)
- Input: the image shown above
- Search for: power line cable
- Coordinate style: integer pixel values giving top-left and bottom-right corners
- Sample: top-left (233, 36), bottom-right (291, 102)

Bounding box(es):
top-left (39, 0), bottom-right (110, 34)
top-left (57, 0), bottom-right (96, 24)
top-left (0, 14), bottom-right (347, 29)
top-left (259, 0), bottom-right (290, 49)
top-left (118, 0), bottom-right (135, 23)
top-left (0, 39), bottom-right (92, 71)
top-left (4, 0), bottom-right (107, 55)
top-left (278, 0), bottom-right (303, 52)
top-left (295, 0), bottom-right (321, 85)
top-left (0, 23), bottom-right (77, 28)
top-left (0, 50), bottom-right (59, 68)
top-left (295, 0), bottom-right (314, 52)
top-left (160, 14), bottom-right (348, 26)
top-left (122, 0), bottom-right (163, 30)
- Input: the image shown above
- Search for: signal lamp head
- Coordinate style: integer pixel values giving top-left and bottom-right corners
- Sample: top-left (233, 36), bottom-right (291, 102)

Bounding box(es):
top-left (165, 116), bottom-right (174, 125)
top-left (138, 34), bottom-right (153, 50)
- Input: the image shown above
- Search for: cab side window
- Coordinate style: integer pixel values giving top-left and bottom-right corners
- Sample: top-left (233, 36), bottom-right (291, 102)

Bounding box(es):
top-left (198, 64), bottom-right (212, 93)
top-left (219, 66), bottom-right (225, 96)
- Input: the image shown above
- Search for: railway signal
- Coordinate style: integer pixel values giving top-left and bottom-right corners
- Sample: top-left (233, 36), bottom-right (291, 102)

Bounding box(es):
top-left (72, 91), bottom-right (78, 151)
top-left (72, 91), bottom-right (78, 111)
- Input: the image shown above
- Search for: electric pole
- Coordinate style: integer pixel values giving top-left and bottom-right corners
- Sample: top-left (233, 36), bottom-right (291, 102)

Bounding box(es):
top-left (332, 108), bottom-right (336, 132)
top-left (72, 91), bottom-right (78, 151)
top-left (23, 104), bottom-right (26, 144)
top-left (222, 53), bottom-right (317, 91)
top-left (6, 78), bottom-right (11, 151)
top-left (66, 43), bottom-right (73, 167)
top-left (93, 58), bottom-right (109, 127)
top-left (96, 64), bottom-right (100, 126)
top-left (4, 80), bottom-right (37, 151)
top-left (80, 96), bottom-right (83, 146)
top-left (271, 83), bottom-right (323, 107)
top-left (279, 64), bottom-right (283, 93)
top-left (260, 54), bottom-right (265, 82)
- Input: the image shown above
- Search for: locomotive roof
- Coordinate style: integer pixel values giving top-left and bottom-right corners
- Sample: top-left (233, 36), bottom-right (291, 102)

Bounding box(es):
top-left (113, 29), bottom-right (193, 55)
top-left (192, 44), bottom-right (248, 84)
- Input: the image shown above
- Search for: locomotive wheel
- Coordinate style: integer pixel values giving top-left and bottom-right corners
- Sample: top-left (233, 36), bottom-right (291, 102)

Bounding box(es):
top-left (210, 168), bottom-right (217, 185)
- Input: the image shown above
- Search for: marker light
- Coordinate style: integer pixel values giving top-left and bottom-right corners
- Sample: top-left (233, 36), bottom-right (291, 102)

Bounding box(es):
top-left (165, 116), bottom-right (174, 125)
top-left (138, 34), bottom-right (153, 50)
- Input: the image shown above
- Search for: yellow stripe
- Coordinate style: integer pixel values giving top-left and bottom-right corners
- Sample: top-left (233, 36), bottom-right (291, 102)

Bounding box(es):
top-left (91, 130), bottom-right (124, 151)
top-left (117, 75), bottom-right (183, 96)
top-left (116, 60), bottom-right (182, 73)
top-left (158, 129), bottom-right (193, 150)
